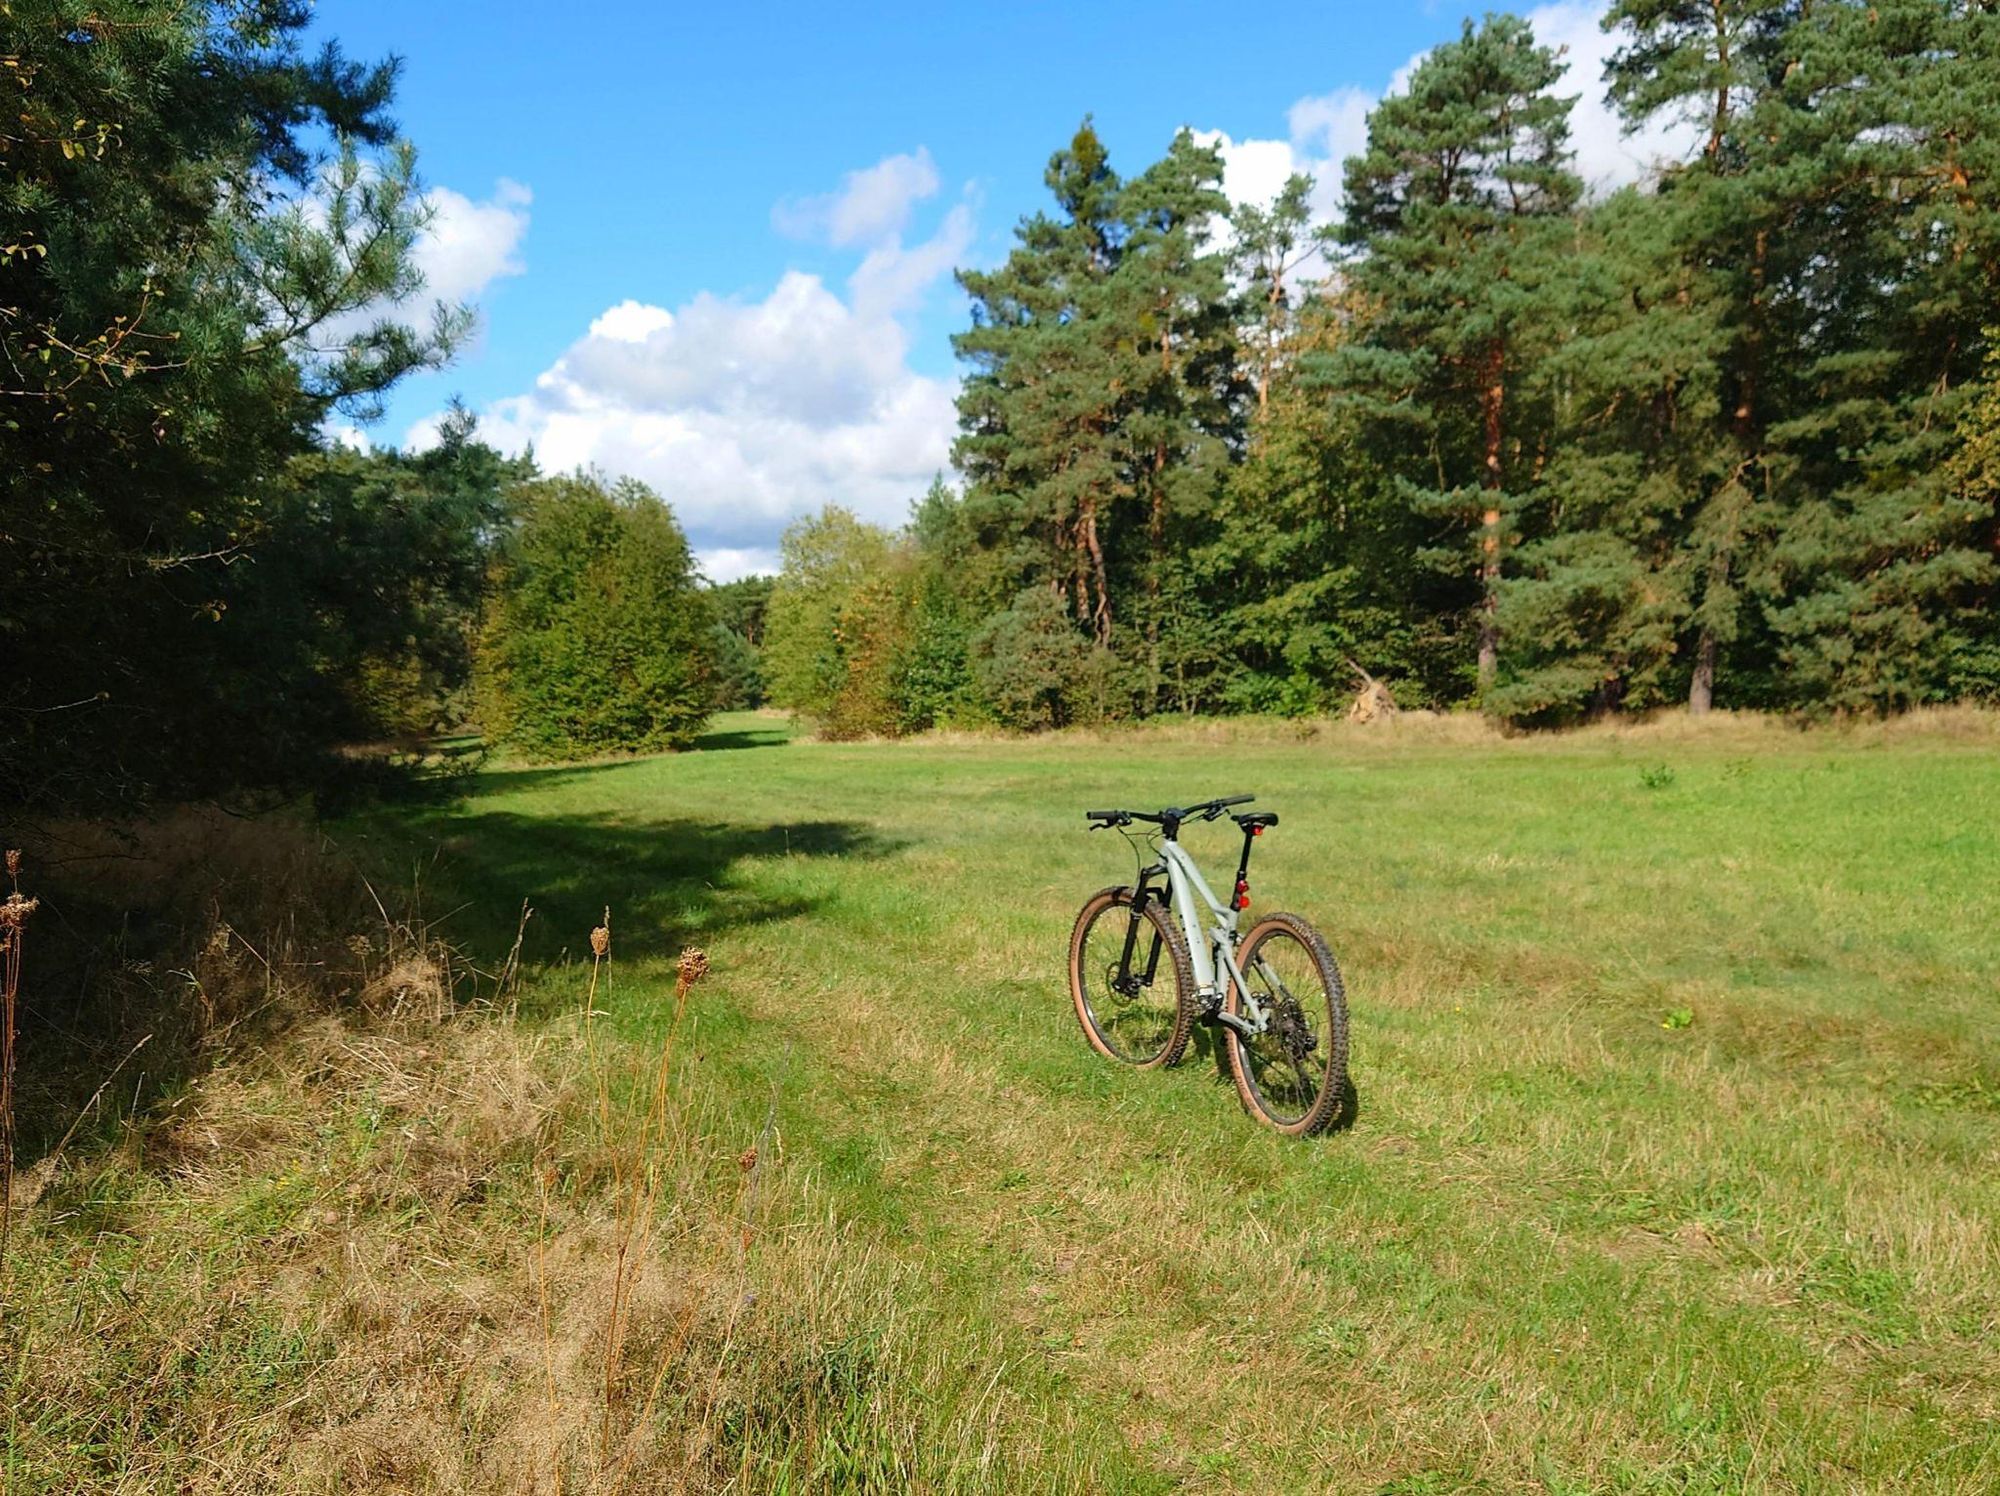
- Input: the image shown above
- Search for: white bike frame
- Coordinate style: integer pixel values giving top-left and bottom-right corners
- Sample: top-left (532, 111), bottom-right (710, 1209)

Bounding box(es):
top-left (1156, 838), bottom-right (1273, 1036)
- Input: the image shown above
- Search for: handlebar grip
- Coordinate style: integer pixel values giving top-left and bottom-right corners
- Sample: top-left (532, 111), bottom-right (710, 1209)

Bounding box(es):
top-left (1214, 794), bottom-right (1255, 808)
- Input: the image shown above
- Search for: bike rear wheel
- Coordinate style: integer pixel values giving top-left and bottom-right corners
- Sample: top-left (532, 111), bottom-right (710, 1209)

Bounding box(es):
top-left (1068, 886), bottom-right (1195, 1068)
top-left (1223, 913), bottom-right (1351, 1135)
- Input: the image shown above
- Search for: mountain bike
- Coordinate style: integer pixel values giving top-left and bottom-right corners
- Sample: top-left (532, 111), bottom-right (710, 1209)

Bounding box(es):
top-left (1067, 795), bottom-right (1351, 1136)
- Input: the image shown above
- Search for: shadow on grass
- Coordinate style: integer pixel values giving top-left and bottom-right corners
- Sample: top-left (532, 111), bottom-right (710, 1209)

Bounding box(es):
top-left (365, 805), bottom-right (900, 969)
top-left (1186, 1026), bottom-right (1363, 1136)
top-left (690, 720), bottom-right (792, 752)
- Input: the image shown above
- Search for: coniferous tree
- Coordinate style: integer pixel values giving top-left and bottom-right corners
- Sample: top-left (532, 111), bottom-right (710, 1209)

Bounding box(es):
top-left (1944, 336), bottom-right (2000, 698)
top-left (1110, 129), bottom-right (1243, 708)
top-left (1601, 0), bottom-right (1803, 712)
top-left (955, 121), bottom-right (1129, 644)
top-left (0, 0), bottom-right (464, 807)
top-left (479, 476), bottom-right (714, 759)
top-left (1753, 1), bottom-right (2000, 709)
top-left (1232, 175), bottom-right (1318, 423)
top-left (1334, 14), bottom-right (1583, 698)
top-left (1491, 185), bottom-right (1721, 721)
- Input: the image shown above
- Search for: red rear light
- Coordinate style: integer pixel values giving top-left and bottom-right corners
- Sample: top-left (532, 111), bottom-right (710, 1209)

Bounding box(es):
top-left (1234, 876), bottom-right (1250, 910)
top-left (1251, 825), bottom-right (1263, 836)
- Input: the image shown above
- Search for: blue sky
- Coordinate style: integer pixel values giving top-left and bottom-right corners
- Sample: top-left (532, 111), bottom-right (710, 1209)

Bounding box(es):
top-left (315, 1), bottom-right (1683, 578)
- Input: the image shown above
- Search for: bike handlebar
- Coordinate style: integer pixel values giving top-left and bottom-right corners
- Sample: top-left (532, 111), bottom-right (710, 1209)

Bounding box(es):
top-left (1085, 794), bottom-right (1254, 829)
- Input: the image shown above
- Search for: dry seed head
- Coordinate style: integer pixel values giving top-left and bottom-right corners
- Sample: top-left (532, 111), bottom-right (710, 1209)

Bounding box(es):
top-left (4, 849), bottom-right (19, 880)
top-left (590, 924), bottom-right (610, 958)
top-left (677, 947), bottom-right (709, 986)
top-left (738, 1145), bottom-right (758, 1174)
top-left (0, 893), bottom-right (38, 929)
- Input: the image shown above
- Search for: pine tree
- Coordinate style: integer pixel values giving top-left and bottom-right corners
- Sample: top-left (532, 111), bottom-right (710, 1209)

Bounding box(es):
top-left (0, 0), bottom-right (463, 807)
top-left (1334, 14), bottom-right (1583, 697)
top-left (1944, 336), bottom-right (2000, 698)
top-left (1490, 176), bottom-right (1738, 722)
top-left (1109, 129), bottom-right (1242, 708)
top-left (954, 120), bottom-right (1130, 644)
top-left (480, 477), bottom-right (715, 759)
top-left (1231, 175), bottom-right (1317, 422)
top-left (1752, 1), bottom-right (2000, 709)
top-left (1601, 1), bottom-right (1804, 712)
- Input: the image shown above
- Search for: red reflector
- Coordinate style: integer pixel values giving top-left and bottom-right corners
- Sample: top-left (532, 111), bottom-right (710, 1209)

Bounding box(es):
top-left (1251, 826), bottom-right (1264, 836)
top-left (1234, 878), bottom-right (1250, 910)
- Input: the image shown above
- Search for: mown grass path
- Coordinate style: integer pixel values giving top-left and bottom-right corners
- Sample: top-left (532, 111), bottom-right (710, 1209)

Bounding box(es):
top-left (356, 713), bottom-right (2000, 1492)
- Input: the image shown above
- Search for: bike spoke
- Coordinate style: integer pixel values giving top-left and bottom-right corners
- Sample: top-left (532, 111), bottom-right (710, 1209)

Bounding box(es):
top-left (1077, 895), bottom-right (1184, 1064)
top-left (1237, 927), bottom-right (1333, 1126)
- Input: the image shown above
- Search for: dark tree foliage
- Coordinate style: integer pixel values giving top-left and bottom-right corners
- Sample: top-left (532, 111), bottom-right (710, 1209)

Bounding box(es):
top-left (23, 1), bottom-right (1991, 778)
top-left (2, 1), bottom-right (463, 808)
top-left (248, 410), bottom-right (530, 743)
top-left (706, 574), bottom-right (774, 709)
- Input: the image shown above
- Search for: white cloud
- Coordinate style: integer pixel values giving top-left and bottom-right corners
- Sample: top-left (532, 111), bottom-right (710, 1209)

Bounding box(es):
top-left (1283, 86), bottom-right (1374, 221)
top-left (417, 153), bottom-right (971, 565)
top-left (1196, 2), bottom-right (1699, 233)
top-left (774, 148), bottom-right (942, 247)
top-left (850, 200), bottom-right (977, 319)
top-left (589, 299), bottom-right (676, 342)
top-left (698, 546), bottom-right (782, 583)
top-left (1522, 1), bottom-right (1696, 193)
top-left (415, 178), bottom-right (532, 307)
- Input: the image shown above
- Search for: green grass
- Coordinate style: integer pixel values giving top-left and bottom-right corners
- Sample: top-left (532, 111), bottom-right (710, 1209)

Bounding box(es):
top-left (9, 709), bottom-right (1998, 1491)
top-left (336, 709), bottom-right (2000, 1491)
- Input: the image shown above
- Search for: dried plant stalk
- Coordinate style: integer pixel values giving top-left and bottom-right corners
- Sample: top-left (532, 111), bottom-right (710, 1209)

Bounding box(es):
top-left (1, 850), bottom-right (39, 1262)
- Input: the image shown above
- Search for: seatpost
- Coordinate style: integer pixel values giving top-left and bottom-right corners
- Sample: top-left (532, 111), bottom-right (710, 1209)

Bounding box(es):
top-left (1232, 822), bottom-right (1258, 911)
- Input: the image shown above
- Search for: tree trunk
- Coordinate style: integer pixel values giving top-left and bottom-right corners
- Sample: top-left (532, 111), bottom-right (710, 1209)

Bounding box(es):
top-left (1146, 320), bottom-right (1174, 709)
top-left (1080, 498), bottom-right (1111, 647)
top-left (1707, 0), bottom-right (1731, 162)
top-left (1477, 347), bottom-right (1506, 690)
top-left (1256, 269), bottom-right (1283, 417)
top-left (1689, 628), bottom-right (1717, 714)
top-left (1734, 228), bottom-right (1767, 443)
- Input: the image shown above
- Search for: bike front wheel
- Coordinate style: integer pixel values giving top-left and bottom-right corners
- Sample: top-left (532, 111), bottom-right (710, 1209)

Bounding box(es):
top-left (1068, 886), bottom-right (1195, 1068)
top-left (1223, 913), bottom-right (1352, 1135)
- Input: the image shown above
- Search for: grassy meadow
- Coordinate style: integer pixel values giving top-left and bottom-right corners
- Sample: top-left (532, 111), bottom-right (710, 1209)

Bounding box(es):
top-left (6, 710), bottom-right (1999, 1492)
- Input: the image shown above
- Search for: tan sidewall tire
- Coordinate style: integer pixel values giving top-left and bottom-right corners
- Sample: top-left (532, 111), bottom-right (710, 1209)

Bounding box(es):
top-left (1068, 886), bottom-right (1196, 1069)
top-left (1224, 912), bottom-right (1351, 1135)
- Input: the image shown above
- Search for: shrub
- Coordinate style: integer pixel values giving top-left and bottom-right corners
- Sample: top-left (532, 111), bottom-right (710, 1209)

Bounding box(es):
top-left (479, 475), bottom-right (714, 759)
top-left (970, 587), bottom-right (1124, 730)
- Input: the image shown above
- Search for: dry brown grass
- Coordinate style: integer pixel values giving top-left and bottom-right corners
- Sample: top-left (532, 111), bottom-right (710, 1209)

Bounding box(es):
top-left (894, 703), bottom-right (2000, 755)
top-left (0, 854), bottom-right (1085, 1491)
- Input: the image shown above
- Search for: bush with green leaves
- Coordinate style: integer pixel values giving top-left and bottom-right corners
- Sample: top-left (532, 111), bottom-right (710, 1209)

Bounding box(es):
top-left (970, 587), bottom-right (1127, 731)
top-left (479, 476), bottom-right (715, 759)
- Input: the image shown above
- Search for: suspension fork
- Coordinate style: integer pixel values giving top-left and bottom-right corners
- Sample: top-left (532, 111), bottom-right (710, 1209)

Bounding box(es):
top-left (1116, 859), bottom-right (1170, 989)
